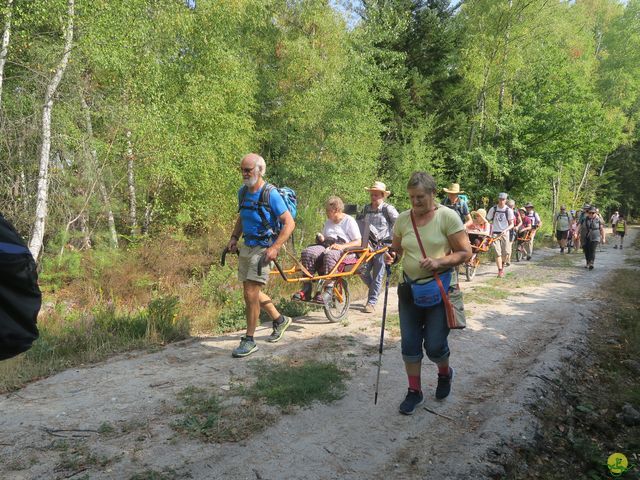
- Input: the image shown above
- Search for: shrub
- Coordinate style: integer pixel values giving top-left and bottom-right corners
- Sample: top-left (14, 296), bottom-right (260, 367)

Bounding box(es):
top-left (146, 296), bottom-right (190, 343)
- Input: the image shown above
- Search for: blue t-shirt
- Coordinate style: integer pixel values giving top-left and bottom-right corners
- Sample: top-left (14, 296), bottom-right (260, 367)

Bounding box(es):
top-left (239, 184), bottom-right (287, 247)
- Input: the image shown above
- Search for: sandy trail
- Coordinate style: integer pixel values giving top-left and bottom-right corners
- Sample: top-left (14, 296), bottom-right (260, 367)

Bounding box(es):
top-left (1, 229), bottom-right (636, 479)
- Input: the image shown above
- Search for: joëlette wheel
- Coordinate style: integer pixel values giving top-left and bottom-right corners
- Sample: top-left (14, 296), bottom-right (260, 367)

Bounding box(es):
top-left (323, 278), bottom-right (350, 322)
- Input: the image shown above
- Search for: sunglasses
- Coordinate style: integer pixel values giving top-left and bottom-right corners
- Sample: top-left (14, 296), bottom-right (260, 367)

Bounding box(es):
top-left (240, 167), bottom-right (254, 174)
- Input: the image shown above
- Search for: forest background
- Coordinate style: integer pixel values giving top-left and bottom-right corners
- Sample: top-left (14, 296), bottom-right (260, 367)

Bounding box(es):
top-left (0, 0), bottom-right (639, 386)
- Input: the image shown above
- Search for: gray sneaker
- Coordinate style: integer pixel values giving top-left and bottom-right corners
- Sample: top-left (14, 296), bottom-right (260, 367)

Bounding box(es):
top-left (232, 336), bottom-right (258, 358)
top-left (267, 316), bottom-right (292, 343)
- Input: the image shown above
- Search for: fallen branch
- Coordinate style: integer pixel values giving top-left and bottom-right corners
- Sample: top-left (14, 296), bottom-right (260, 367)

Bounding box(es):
top-left (41, 427), bottom-right (98, 438)
top-left (423, 406), bottom-right (455, 421)
top-left (62, 467), bottom-right (88, 479)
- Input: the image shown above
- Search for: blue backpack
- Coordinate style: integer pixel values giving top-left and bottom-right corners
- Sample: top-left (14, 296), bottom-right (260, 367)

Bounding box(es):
top-left (239, 183), bottom-right (297, 243)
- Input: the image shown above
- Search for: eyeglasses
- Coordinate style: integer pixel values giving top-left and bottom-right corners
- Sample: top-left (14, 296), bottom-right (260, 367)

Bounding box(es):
top-left (240, 167), bottom-right (254, 174)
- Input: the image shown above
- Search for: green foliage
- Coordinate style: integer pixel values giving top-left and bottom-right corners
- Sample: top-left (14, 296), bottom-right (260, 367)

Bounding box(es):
top-left (38, 250), bottom-right (83, 292)
top-left (146, 295), bottom-right (190, 343)
top-left (275, 297), bottom-right (312, 318)
top-left (214, 293), bottom-right (246, 334)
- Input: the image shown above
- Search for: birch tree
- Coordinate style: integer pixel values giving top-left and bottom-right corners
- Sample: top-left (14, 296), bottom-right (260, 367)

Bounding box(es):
top-left (28, 0), bottom-right (74, 261)
top-left (81, 92), bottom-right (118, 248)
top-left (0, 0), bottom-right (13, 108)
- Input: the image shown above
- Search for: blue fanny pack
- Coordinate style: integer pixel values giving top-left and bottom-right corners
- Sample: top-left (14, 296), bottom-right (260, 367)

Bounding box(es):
top-left (406, 270), bottom-right (452, 308)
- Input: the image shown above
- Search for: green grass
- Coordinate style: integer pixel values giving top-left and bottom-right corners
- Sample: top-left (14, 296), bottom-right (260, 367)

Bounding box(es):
top-left (171, 385), bottom-right (274, 443)
top-left (171, 387), bottom-right (224, 439)
top-left (485, 271), bottom-right (546, 289)
top-left (464, 285), bottom-right (511, 304)
top-left (535, 252), bottom-right (579, 268)
top-left (375, 313), bottom-right (400, 336)
top-left (0, 296), bottom-right (189, 393)
top-left (249, 359), bottom-right (349, 409)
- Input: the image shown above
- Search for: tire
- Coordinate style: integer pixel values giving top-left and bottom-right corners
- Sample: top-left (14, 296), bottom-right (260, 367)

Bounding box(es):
top-left (515, 244), bottom-right (523, 262)
top-left (323, 278), bottom-right (350, 323)
top-left (465, 255), bottom-right (478, 281)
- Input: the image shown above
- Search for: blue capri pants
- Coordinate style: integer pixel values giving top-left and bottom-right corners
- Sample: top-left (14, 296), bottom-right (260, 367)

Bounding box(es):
top-left (398, 293), bottom-right (450, 364)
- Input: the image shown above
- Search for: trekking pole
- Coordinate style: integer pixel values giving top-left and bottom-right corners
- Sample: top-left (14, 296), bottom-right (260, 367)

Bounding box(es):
top-left (374, 264), bottom-right (392, 405)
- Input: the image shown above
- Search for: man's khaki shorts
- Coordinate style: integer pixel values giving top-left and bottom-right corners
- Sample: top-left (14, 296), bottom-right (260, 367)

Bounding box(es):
top-left (492, 234), bottom-right (511, 258)
top-left (238, 244), bottom-right (272, 284)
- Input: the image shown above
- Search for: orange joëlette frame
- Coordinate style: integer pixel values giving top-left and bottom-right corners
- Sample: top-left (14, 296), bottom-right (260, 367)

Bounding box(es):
top-left (270, 245), bottom-right (389, 283)
top-left (469, 234), bottom-right (494, 254)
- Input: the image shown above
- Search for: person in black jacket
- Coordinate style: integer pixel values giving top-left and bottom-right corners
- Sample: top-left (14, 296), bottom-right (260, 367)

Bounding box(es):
top-left (0, 213), bottom-right (41, 360)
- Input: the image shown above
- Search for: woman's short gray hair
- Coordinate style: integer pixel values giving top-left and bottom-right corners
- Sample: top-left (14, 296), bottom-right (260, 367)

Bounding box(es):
top-left (407, 171), bottom-right (437, 194)
top-left (325, 196), bottom-right (344, 213)
top-left (507, 199), bottom-right (515, 208)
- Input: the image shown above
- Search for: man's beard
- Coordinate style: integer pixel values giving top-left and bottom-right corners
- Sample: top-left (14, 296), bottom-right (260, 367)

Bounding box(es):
top-left (243, 175), bottom-right (258, 187)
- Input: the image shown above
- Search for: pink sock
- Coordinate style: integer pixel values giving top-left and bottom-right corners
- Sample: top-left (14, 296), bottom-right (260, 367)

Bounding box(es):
top-left (408, 375), bottom-right (421, 392)
top-left (438, 365), bottom-right (450, 376)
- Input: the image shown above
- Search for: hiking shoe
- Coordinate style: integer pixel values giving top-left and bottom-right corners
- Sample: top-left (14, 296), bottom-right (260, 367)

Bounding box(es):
top-left (614, 244), bottom-right (618, 249)
top-left (497, 269), bottom-right (505, 278)
top-left (526, 256), bottom-right (532, 261)
top-left (588, 264), bottom-right (594, 270)
top-left (399, 389), bottom-right (424, 415)
top-left (267, 316), bottom-right (292, 343)
top-left (435, 367), bottom-right (455, 400)
top-left (232, 336), bottom-right (258, 358)
top-left (362, 303), bottom-right (375, 313)
top-left (312, 293), bottom-right (325, 304)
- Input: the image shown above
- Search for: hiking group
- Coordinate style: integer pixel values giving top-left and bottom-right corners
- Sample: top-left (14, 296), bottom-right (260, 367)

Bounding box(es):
top-left (2, 151), bottom-right (628, 419)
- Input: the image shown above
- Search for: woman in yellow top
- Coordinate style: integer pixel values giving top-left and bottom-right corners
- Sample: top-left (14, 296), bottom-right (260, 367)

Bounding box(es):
top-left (387, 171), bottom-right (471, 415)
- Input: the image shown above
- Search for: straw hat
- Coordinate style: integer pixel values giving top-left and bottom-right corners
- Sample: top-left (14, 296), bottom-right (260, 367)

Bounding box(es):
top-left (365, 181), bottom-right (391, 196)
top-left (471, 208), bottom-right (488, 224)
top-left (443, 182), bottom-right (464, 194)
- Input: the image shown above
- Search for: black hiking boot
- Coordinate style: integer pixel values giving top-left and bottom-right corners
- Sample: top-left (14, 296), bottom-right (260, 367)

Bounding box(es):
top-left (435, 367), bottom-right (455, 400)
top-left (399, 389), bottom-right (424, 415)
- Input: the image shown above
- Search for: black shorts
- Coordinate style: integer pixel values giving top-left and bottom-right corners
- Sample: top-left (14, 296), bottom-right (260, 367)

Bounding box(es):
top-left (556, 230), bottom-right (569, 241)
top-left (617, 232), bottom-right (625, 238)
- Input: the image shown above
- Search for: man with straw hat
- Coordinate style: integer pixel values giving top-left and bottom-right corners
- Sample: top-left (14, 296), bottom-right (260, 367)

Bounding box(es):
top-left (442, 183), bottom-right (471, 225)
top-left (360, 181), bottom-right (399, 313)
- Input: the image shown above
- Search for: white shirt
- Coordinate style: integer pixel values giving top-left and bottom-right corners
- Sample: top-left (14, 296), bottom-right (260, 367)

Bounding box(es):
top-left (487, 205), bottom-right (514, 233)
top-left (323, 215), bottom-right (361, 243)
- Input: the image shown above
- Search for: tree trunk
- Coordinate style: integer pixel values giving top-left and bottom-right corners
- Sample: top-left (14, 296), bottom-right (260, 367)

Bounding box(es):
top-left (495, 0), bottom-right (512, 144)
top-left (0, 0), bottom-right (12, 109)
top-left (126, 130), bottom-right (138, 236)
top-left (81, 93), bottom-right (118, 248)
top-left (551, 172), bottom-right (559, 231)
top-left (598, 154), bottom-right (608, 177)
top-left (28, 0), bottom-right (75, 261)
top-left (77, 212), bottom-right (91, 250)
top-left (572, 161), bottom-right (591, 209)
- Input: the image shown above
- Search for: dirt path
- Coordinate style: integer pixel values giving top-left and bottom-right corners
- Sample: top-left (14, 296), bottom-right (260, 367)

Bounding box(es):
top-left (1, 230), bottom-right (637, 480)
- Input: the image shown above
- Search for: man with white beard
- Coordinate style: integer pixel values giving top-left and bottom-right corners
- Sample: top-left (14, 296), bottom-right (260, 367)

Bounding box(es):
top-left (226, 153), bottom-right (296, 357)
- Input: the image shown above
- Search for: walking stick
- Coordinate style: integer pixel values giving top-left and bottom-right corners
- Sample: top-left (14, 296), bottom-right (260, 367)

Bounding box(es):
top-left (374, 264), bottom-right (392, 405)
